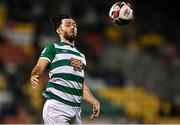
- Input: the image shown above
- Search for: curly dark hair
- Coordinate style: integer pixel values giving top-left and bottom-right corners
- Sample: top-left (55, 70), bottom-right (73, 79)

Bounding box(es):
top-left (50, 14), bottom-right (72, 30)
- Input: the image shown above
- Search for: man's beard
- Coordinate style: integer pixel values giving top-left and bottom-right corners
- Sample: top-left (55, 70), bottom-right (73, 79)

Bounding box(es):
top-left (63, 32), bottom-right (77, 42)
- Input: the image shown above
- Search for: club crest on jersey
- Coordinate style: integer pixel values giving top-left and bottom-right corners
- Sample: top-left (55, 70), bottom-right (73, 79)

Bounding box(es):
top-left (70, 57), bottom-right (83, 72)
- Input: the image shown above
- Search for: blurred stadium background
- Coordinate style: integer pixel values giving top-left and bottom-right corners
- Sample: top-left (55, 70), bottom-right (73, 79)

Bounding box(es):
top-left (0, 0), bottom-right (180, 124)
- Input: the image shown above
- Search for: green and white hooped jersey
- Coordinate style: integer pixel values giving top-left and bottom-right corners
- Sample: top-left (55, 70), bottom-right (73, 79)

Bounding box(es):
top-left (40, 42), bottom-right (86, 107)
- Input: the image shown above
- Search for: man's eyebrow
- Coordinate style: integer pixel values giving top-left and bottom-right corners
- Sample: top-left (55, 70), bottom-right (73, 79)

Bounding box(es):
top-left (64, 21), bottom-right (76, 25)
top-left (65, 22), bottom-right (71, 24)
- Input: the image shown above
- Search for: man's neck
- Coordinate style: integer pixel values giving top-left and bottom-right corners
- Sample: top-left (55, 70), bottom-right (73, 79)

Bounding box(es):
top-left (60, 39), bottom-right (74, 46)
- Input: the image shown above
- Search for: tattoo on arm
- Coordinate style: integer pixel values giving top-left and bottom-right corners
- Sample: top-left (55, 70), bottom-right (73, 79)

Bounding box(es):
top-left (31, 65), bottom-right (44, 77)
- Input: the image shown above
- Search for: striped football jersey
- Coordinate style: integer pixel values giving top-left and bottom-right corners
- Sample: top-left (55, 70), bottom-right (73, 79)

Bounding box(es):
top-left (40, 42), bottom-right (86, 107)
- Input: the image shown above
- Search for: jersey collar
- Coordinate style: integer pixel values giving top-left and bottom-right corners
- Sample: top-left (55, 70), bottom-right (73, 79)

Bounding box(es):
top-left (60, 42), bottom-right (75, 48)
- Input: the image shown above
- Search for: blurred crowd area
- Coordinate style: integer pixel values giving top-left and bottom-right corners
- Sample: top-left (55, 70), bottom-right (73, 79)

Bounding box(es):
top-left (0, 0), bottom-right (180, 124)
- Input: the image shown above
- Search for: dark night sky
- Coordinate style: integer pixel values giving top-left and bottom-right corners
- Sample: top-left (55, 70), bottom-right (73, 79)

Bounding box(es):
top-left (135, 0), bottom-right (179, 22)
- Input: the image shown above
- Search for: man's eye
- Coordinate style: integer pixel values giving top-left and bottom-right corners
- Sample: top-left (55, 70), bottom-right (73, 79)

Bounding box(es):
top-left (65, 25), bottom-right (70, 27)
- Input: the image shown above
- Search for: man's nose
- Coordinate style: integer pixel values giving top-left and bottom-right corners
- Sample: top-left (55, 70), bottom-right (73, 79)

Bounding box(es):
top-left (70, 24), bottom-right (76, 28)
top-left (71, 25), bottom-right (76, 29)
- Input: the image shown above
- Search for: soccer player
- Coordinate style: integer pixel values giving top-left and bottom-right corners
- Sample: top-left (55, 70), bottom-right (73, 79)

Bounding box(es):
top-left (30, 14), bottom-right (100, 124)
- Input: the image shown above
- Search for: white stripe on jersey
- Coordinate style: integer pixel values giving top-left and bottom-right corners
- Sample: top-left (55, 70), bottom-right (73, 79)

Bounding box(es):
top-left (54, 44), bottom-right (85, 57)
top-left (40, 57), bottom-right (51, 62)
top-left (52, 53), bottom-right (86, 64)
top-left (50, 66), bottom-right (84, 77)
top-left (49, 78), bottom-right (83, 90)
top-left (46, 87), bottom-right (81, 103)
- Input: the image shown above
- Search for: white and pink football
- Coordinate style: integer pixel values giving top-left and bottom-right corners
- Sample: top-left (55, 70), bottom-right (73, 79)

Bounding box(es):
top-left (109, 1), bottom-right (133, 25)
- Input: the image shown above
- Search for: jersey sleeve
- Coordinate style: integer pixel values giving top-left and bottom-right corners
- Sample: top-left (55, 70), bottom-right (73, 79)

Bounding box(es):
top-left (40, 43), bottom-right (55, 62)
top-left (82, 54), bottom-right (87, 71)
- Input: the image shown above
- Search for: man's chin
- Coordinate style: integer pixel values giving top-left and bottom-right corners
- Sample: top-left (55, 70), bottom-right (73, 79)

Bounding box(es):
top-left (68, 36), bottom-right (77, 42)
top-left (64, 33), bottom-right (77, 42)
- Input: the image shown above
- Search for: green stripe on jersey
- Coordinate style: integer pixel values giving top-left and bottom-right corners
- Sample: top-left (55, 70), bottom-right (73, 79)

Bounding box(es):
top-left (44, 91), bottom-right (81, 107)
top-left (55, 48), bottom-right (83, 57)
top-left (50, 59), bottom-right (86, 71)
top-left (52, 73), bottom-right (84, 84)
top-left (40, 43), bottom-right (55, 61)
top-left (47, 82), bottom-right (83, 96)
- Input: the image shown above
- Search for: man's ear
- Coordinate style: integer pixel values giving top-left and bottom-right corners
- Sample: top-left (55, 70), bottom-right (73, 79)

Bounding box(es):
top-left (56, 27), bottom-right (62, 34)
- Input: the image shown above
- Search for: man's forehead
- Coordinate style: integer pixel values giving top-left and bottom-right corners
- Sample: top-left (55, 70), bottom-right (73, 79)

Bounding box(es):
top-left (62, 18), bottom-right (76, 24)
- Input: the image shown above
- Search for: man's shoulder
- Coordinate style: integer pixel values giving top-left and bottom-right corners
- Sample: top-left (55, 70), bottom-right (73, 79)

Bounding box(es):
top-left (78, 50), bottom-right (86, 58)
top-left (44, 42), bottom-right (55, 49)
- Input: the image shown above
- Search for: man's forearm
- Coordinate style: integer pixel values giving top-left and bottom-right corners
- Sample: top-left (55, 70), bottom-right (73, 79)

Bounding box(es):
top-left (82, 82), bottom-right (100, 119)
top-left (30, 59), bottom-right (49, 88)
top-left (31, 65), bottom-right (44, 77)
top-left (82, 83), bottom-right (98, 105)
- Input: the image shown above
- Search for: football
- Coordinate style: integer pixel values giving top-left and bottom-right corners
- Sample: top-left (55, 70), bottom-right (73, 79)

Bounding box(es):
top-left (109, 1), bottom-right (133, 25)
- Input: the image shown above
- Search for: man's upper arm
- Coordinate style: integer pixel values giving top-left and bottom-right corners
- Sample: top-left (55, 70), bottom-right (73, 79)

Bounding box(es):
top-left (40, 43), bottom-right (55, 62)
top-left (37, 43), bottom-right (55, 70)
